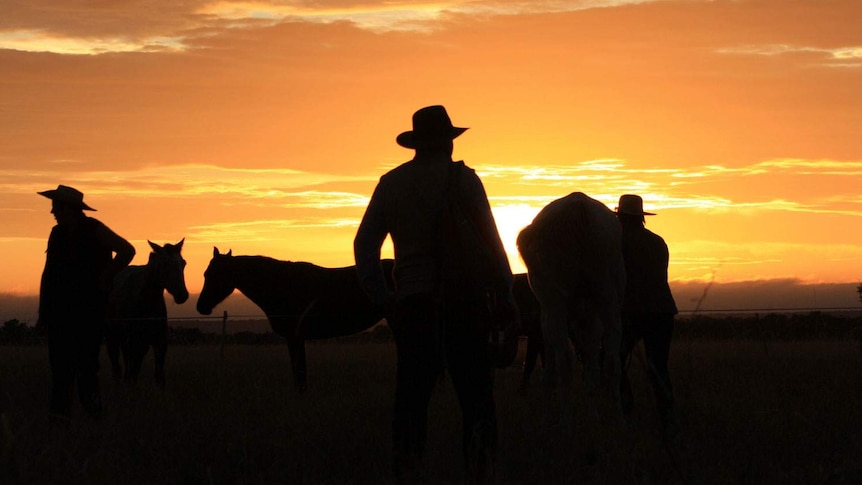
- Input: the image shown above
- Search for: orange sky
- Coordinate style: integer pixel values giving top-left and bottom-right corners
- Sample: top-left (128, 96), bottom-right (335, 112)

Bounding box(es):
top-left (2, 0), bottom-right (862, 301)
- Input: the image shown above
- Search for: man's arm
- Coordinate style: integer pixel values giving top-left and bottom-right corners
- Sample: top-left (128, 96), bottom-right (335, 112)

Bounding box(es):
top-left (37, 231), bottom-right (56, 330)
top-left (462, 169), bottom-right (514, 290)
top-left (354, 182), bottom-right (390, 307)
top-left (95, 221), bottom-right (136, 291)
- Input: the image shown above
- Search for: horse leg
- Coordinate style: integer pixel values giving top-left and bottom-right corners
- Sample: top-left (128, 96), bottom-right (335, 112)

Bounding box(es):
top-left (106, 322), bottom-right (123, 381)
top-left (599, 302), bottom-right (623, 422)
top-left (286, 336), bottom-right (308, 392)
top-left (120, 328), bottom-right (134, 384)
top-left (124, 326), bottom-right (147, 385)
top-left (572, 308), bottom-right (607, 421)
top-left (153, 322), bottom-right (167, 389)
top-left (538, 295), bottom-right (574, 427)
top-left (519, 316), bottom-right (543, 394)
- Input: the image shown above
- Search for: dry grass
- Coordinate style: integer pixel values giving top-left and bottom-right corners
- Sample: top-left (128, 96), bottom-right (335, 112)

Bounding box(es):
top-left (1, 339), bottom-right (861, 484)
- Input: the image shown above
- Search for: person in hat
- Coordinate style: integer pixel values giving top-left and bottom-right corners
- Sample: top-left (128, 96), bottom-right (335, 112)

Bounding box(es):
top-left (354, 105), bottom-right (513, 484)
top-left (37, 185), bottom-right (135, 424)
top-left (615, 194), bottom-right (678, 435)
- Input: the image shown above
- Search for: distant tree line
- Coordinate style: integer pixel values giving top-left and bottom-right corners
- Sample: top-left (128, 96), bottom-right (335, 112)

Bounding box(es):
top-left (3, 313), bottom-right (861, 346)
top-left (0, 319), bottom-right (394, 346)
top-left (674, 312), bottom-right (862, 341)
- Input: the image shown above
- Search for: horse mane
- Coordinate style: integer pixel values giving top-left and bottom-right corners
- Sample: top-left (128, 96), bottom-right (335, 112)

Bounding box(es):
top-left (232, 255), bottom-right (317, 272)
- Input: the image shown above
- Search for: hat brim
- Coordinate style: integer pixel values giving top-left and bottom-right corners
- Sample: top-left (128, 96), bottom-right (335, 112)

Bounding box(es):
top-left (38, 190), bottom-right (96, 211)
top-left (615, 207), bottom-right (656, 216)
top-left (396, 126), bottom-right (468, 149)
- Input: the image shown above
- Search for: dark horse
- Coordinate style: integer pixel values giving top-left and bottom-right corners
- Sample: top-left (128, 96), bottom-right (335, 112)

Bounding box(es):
top-left (107, 239), bottom-right (189, 387)
top-left (196, 247), bottom-right (394, 391)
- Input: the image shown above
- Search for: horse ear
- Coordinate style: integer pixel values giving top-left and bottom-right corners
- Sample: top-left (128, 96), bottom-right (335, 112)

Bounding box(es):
top-left (227, 249), bottom-right (232, 257)
top-left (148, 240), bottom-right (162, 253)
top-left (213, 246), bottom-right (220, 257)
top-left (176, 238), bottom-right (185, 250)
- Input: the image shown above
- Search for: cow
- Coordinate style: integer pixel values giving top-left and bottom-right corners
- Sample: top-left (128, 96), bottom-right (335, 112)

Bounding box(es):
top-left (516, 192), bottom-right (625, 425)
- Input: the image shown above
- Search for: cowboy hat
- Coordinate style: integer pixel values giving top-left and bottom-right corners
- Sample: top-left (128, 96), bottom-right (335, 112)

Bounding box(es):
top-left (615, 194), bottom-right (655, 216)
top-left (396, 105), bottom-right (468, 149)
top-left (38, 185), bottom-right (96, 211)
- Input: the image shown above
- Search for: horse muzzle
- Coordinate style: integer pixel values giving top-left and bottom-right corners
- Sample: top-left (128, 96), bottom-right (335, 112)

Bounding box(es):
top-left (173, 291), bottom-right (190, 305)
top-left (196, 301), bottom-right (213, 315)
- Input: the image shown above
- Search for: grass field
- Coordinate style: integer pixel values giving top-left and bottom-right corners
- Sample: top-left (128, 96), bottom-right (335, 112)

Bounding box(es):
top-left (1, 337), bottom-right (860, 484)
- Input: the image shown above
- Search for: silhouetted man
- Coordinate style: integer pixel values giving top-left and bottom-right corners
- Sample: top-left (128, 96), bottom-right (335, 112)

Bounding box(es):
top-left (38, 185), bottom-right (135, 424)
top-left (354, 105), bottom-right (513, 484)
top-left (616, 194), bottom-right (678, 435)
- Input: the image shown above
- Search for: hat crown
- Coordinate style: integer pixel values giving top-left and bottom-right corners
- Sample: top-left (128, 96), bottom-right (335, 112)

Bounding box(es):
top-left (38, 184), bottom-right (96, 211)
top-left (57, 185), bottom-right (84, 200)
top-left (616, 194), bottom-right (655, 216)
top-left (396, 105), bottom-right (468, 149)
top-left (411, 105), bottom-right (455, 137)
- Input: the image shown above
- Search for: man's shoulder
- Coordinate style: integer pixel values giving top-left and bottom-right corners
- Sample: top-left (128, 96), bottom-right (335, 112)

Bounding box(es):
top-left (82, 216), bottom-right (109, 231)
top-left (643, 228), bottom-right (668, 249)
top-left (625, 226), bottom-right (666, 244)
top-left (379, 160), bottom-right (418, 181)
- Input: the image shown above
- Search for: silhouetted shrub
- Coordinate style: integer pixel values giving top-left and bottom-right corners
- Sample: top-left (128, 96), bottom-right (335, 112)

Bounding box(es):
top-left (675, 311), bottom-right (862, 341)
top-left (0, 319), bottom-right (40, 345)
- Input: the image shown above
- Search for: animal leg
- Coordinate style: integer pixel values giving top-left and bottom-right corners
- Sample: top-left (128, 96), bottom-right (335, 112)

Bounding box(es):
top-left (286, 337), bottom-right (308, 392)
top-left (153, 325), bottom-right (168, 389)
top-left (541, 299), bottom-right (575, 427)
top-left (519, 317), bottom-right (543, 394)
top-left (572, 309), bottom-right (602, 395)
top-left (124, 328), bottom-right (148, 385)
top-left (598, 302), bottom-right (623, 422)
top-left (106, 323), bottom-right (123, 381)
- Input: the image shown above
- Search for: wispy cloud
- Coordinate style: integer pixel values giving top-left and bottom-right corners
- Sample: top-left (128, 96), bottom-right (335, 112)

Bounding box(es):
top-left (199, 0), bottom-right (664, 33)
top-left (718, 44), bottom-right (862, 68)
top-left (0, 29), bottom-right (187, 55)
top-left (188, 217), bottom-right (360, 243)
top-left (0, 163), bottom-right (373, 202)
top-left (0, 0), bottom-right (665, 54)
top-left (475, 157), bottom-right (862, 216)
top-left (4, 155), bottom-right (862, 223)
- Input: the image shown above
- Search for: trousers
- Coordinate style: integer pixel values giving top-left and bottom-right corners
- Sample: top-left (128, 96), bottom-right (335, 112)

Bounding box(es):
top-left (389, 292), bottom-right (497, 484)
top-left (620, 313), bottom-right (675, 429)
top-left (48, 321), bottom-right (104, 422)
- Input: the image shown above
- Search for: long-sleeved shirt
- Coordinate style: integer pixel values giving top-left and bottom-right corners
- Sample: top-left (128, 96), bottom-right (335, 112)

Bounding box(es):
top-left (620, 222), bottom-right (678, 315)
top-left (354, 156), bottom-right (512, 305)
top-left (39, 215), bottom-right (136, 326)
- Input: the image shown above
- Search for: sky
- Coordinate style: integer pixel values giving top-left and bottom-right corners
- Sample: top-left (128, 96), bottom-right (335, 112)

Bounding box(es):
top-left (2, 0), bottom-right (862, 312)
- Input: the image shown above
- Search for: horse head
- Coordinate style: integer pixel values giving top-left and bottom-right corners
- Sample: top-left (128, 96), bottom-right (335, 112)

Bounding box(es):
top-left (148, 238), bottom-right (189, 305)
top-left (196, 246), bottom-right (236, 316)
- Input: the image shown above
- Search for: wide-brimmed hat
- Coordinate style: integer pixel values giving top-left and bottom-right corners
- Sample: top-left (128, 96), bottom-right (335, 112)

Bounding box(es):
top-left (396, 105), bottom-right (468, 149)
top-left (38, 185), bottom-right (96, 211)
top-left (615, 194), bottom-right (655, 216)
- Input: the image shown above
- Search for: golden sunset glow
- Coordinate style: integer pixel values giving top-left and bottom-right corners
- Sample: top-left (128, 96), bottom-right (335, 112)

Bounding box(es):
top-left (2, 0), bottom-right (862, 318)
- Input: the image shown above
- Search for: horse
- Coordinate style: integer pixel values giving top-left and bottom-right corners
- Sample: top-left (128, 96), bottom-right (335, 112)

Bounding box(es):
top-left (513, 272), bottom-right (579, 394)
top-left (107, 238), bottom-right (189, 388)
top-left (196, 247), bottom-right (394, 391)
top-left (513, 273), bottom-right (542, 390)
top-left (517, 192), bottom-right (625, 426)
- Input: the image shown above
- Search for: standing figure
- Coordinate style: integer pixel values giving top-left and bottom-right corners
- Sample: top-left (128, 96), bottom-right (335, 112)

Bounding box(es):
top-left (37, 185), bottom-right (135, 424)
top-left (354, 105), bottom-right (513, 484)
top-left (616, 194), bottom-right (678, 434)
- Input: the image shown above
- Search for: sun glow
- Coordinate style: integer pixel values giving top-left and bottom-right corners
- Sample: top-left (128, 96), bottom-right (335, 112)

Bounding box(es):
top-left (489, 203), bottom-right (543, 274)
top-left (3, 0), bottom-right (862, 311)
